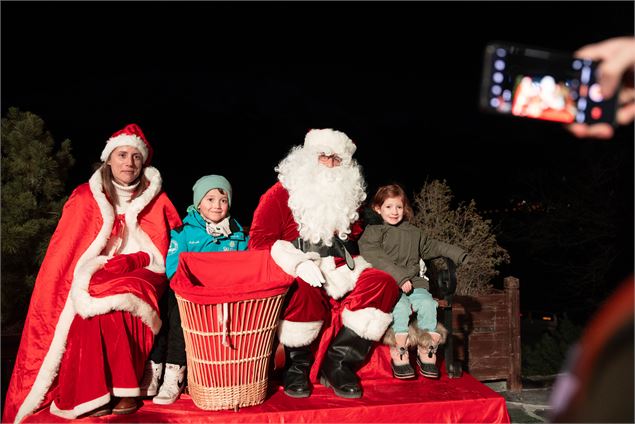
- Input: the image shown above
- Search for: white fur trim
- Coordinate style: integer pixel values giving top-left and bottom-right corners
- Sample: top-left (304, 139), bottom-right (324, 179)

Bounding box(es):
top-left (270, 240), bottom-right (320, 276)
top-left (277, 320), bottom-right (323, 347)
top-left (70, 166), bottom-right (163, 333)
top-left (49, 401), bottom-right (76, 420)
top-left (100, 134), bottom-right (149, 163)
top-left (304, 129), bottom-right (356, 160)
top-left (50, 393), bottom-right (111, 420)
top-left (342, 307), bottom-right (393, 341)
top-left (113, 387), bottom-right (141, 397)
top-left (71, 256), bottom-right (162, 333)
top-left (14, 298), bottom-right (75, 424)
top-left (320, 255), bottom-right (372, 300)
top-left (14, 166), bottom-right (164, 423)
top-left (124, 167), bottom-right (166, 274)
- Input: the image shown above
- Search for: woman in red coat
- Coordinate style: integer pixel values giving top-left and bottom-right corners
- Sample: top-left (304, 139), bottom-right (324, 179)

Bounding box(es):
top-left (3, 124), bottom-right (182, 422)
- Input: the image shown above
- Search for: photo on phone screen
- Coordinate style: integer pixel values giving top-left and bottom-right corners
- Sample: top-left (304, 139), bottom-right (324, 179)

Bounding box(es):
top-left (479, 42), bottom-right (618, 125)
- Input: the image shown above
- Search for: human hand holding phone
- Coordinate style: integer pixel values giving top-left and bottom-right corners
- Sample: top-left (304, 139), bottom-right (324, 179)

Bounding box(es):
top-left (567, 37), bottom-right (635, 139)
top-left (480, 41), bottom-right (619, 127)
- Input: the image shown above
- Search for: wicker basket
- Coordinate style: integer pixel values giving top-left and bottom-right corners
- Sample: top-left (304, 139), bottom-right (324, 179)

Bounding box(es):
top-left (175, 292), bottom-right (286, 411)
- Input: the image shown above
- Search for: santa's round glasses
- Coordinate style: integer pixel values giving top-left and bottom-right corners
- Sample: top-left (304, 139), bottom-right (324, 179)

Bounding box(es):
top-left (318, 153), bottom-right (342, 166)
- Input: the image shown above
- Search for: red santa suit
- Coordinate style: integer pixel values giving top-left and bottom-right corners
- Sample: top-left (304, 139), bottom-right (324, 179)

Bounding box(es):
top-left (248, 129), bottom-right (400, 395)
top-left (249, 182), bottom-right (399, 348)
top-left (3, 128), bottom-right (182, 423)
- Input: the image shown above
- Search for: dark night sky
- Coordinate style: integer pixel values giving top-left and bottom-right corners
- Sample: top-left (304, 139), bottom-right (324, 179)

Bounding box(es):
top-left (2, 2), bottom-right (634, 311)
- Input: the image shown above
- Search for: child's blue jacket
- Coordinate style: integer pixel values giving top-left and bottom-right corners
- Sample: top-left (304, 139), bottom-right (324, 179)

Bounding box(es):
top-left (165, 206), bottom-right (249, 279)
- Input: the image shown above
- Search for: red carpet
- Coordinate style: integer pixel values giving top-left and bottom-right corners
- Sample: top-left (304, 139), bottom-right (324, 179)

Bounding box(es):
top-left (24, 372), bottom-right (509, 423)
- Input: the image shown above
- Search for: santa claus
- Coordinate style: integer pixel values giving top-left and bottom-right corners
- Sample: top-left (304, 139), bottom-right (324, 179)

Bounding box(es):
top-left (249, 128), bottom-right (400, 399)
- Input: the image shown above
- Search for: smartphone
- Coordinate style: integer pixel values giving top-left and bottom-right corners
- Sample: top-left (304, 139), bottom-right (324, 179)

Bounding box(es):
top-left (479, 41), bottom-right (618, 125)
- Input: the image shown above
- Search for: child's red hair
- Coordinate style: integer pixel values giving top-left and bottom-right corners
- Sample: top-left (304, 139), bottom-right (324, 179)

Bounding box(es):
top-left (371, 184), bottom-right (414, 222)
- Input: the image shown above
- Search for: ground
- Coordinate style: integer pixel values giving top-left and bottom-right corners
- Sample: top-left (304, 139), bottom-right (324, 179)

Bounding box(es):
top-left (486, 376), bottom-right (555, 423)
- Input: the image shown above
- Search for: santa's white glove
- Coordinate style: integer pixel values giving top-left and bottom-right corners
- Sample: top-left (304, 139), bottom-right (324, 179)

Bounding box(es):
top-left (296, 260), bottom-right (325, 287)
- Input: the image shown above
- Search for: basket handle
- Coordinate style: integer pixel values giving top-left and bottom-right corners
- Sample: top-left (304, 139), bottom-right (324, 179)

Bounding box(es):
top-left (216, 303), bottom-right (232, 348)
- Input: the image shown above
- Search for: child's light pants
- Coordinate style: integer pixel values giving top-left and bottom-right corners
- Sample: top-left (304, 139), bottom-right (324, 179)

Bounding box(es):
top-left (392, 288), bottom-right (438, 333)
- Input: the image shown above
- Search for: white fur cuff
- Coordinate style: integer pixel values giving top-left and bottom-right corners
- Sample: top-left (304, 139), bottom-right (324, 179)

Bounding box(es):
top-left (320, 255), bottom-right (372, 300)
top-left (270, 240), bottom-right (320, 276)
top-left (71, 257), bottom-right (162, 334)
top-left (112, 387), bottom-right (141, 397)
top-left (277, 320), bottom-right (323, 347)
top-left (341, 307), bottom-right (393, 341)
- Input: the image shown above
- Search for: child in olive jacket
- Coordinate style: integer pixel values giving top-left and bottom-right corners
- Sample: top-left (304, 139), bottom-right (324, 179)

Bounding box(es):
top-left (359, 184), bottom-right (468, 379)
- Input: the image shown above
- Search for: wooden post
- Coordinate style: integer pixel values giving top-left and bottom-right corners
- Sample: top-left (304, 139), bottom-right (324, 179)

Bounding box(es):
top-left (505, 277), bottom-right (522, 392)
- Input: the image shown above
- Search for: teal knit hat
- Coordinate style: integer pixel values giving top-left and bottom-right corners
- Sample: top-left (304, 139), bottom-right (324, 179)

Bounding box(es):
top-left (192, 175), bottom-right (232, 208)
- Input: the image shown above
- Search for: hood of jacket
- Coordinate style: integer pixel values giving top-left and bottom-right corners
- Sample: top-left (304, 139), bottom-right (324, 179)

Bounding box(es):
top-left (184, 205), bottom-right (244, 236)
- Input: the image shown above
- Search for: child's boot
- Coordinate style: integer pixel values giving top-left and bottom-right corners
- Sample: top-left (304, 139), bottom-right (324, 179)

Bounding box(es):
top-left (139, 360), bottom-right (163, 397)
top-left (416, 332), bottom-right (441, 379)
top-left (153, 363), bottom-right (186, 405)
top-left (384, 329), bottom-right (415, 379)
top-left (409, 323), bottom-right (447, 379)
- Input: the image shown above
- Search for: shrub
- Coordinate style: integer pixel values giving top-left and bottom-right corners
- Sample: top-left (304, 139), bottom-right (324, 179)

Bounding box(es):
top-left (1, 108), bottom-right (74, 331)
top-left (522, 315), bottom-right (582, 376)
top-left (411, 179), bottom-right (510, 295)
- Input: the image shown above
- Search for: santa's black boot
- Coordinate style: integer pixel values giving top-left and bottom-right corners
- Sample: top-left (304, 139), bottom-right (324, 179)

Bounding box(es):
top-left (283, 345), bottom-right (313, 398)
top-left (319, 326), bottom-right (373, 399)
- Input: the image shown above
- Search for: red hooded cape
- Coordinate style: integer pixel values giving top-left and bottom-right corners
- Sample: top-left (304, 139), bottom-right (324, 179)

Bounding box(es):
top-left (3, 167), bottom-right (182, 423)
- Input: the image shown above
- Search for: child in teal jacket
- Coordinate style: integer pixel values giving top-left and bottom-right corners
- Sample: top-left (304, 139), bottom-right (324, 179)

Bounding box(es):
top-left (140, 175), bottom-right (248, 404)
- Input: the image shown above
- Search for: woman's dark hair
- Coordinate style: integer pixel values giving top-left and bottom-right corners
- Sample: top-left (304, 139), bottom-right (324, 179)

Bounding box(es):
top-left (100, 160), bottom-right (149, 206)
top-left (371, 183), bottom-right (414, 222)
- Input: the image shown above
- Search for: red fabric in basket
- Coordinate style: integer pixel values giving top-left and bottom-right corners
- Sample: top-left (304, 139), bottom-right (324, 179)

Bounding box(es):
top-left (170, 250), bottom-right (293, 304)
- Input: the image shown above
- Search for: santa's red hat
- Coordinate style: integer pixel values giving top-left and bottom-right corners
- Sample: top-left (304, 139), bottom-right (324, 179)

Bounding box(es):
top-left (304, 128), bottom-right (356, 160)
top-left (100, 123), bottom-right (153, 165)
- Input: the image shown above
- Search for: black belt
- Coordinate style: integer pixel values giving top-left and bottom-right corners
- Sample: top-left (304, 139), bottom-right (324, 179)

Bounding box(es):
top-left (292, 237), bottom-right (358, 270)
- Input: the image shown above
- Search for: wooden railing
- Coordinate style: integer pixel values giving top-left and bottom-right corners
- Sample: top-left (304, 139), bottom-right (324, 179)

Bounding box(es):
top-left (451, 277), bottom-right (522, 392)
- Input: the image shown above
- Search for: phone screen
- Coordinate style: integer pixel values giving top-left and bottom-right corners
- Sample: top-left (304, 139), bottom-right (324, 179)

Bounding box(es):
top-left (479, 42), bottom-right (617, 125)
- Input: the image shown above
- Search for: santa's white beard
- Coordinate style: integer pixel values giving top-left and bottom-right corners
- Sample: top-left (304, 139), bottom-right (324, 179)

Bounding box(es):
top-left (276, 146), bottom-right (367, 246)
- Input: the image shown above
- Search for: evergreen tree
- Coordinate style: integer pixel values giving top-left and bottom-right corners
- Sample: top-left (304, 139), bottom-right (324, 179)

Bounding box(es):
top-left (1, 108), bottom-right (74, 332)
